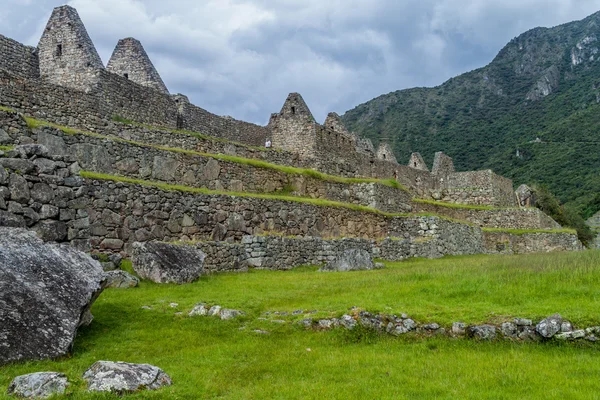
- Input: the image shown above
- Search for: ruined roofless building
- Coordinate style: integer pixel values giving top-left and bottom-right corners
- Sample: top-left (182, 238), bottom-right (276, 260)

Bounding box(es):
top-left (38, 5), bottom-right (104, 91)
top-left (107, 38), bottom-right (169, 94)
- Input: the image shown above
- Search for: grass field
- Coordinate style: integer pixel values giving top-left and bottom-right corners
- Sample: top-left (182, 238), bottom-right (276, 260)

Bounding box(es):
top-left (2, 251), bottom-right (600, 399)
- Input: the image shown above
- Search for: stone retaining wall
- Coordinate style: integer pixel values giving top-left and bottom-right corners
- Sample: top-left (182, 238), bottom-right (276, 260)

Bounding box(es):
top-left (14, 125), bottom-right (413, 213)
top-left (197, 234), bottom-right (483, 273)
top-left (0, 34), bottom-right (39, 80)
top-left (413, 201), bottom-right (560, 230)
top-left (483, 231), bottom-right (583, 254)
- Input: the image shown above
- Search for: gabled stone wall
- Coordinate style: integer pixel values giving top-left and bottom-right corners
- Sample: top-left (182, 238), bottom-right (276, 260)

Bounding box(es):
top-left (0, 35), bottom-right (39, 80)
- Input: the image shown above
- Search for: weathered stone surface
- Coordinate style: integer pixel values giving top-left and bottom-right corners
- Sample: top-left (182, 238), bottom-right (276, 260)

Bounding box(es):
top-left (131, 241), bottom-right (205, 284)
top-left (189, 303), bottom-right (209, 316)
top-left (15, 144), bottom-right (50, 158)
top-left (0, 210), bottom-right (26, 228)
top-left (9, 173), bottom-right (30, 204)
top-left (452, 322), bottom-right (466, 335)
top-left (319, 248), bottom-right (375, 272)
top-left (104, 270), bottom-right (139, 288)
top-left (220, 308), bottom-right (246, 320)
top-left (468, 325), bottom-right (497, 340)
top-left (7, 372), bottom-right (69, 399)
top-left (34, 220), bottom-right (68, 242)
top-left (0, 158), bottom-right (36, 174)
top-left (536, 314), bottom-right (563, 338)
top-left (83, 361), bottom-right (172, 393)
top-left (0, 228), bottom-right (105, 365)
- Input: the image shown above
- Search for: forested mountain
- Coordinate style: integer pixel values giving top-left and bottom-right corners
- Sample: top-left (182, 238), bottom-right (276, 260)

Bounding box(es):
top-left (342, 11), bottom-right (600, 217)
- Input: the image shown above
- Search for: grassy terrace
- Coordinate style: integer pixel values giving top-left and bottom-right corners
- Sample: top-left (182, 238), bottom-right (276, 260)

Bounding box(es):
top-left (80, 171), bottom-right (415, 218)
top-left (18, 112), bottom-right (407, 191)
top-left (413, 198), bottom-right (517, 211)
top-left (81, 171), bottom-right (578, 238)
top-left (1, 251), bottom-right (600, 399)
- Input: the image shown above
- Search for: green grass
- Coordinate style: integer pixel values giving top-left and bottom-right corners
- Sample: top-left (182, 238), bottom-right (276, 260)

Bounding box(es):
top-left (0, 105), bottom-right (15, 113)
top-left (22, 113), bottom-right (408, 191)
top-left (482, 227), bottom-right (578, 235)
top-left (1, 251), bottom-right (600, 399)
top-left (0, 145), bottom-right (13, 152)
top-left (413, 198), bottom-right (513, 211)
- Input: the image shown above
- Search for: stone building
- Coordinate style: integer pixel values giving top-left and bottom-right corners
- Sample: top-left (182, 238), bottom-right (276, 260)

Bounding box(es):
top-left (38, 5), bottom-right (104, 91)
top-left (107, 38), bottom-right (169, 94)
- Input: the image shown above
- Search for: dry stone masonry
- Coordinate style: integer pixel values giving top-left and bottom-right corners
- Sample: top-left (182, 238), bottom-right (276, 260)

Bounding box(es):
top-left (0, 3), bottom-right (584, 273)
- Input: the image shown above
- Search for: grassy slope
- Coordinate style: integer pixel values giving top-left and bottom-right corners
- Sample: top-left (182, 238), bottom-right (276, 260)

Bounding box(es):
top-left (1, 251), bottom-right (600, 399)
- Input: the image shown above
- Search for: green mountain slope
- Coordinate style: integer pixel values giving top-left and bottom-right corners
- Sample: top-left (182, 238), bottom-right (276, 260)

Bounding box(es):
top-left (342, 11), bottom-right (600, 217)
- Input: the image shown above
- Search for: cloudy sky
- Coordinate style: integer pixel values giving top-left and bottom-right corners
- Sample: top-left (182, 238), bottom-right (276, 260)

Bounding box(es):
top-left (2, 0), bottom-right (600, 125)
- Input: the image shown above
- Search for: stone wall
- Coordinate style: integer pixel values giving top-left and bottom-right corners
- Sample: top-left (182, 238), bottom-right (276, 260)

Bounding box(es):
top-left (0, 35), bottom-right (39, 80)
top-left (11, 124), bottom-right (412, 213)
top-left (413, 202), bottom-right (559, 230)
top-left (429, 170), bottom-right (517, 207)
top-left (0, 68), bottom-right (268, 147)
top-left (483, 231), bottom-right (583, 254)
top-left (196, 233), bottom-right (484, 273)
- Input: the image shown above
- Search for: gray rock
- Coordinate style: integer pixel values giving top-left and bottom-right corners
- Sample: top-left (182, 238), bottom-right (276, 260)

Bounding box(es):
top-left (0, 128), bottom-right (10, 145)
top-left (318, 249), bottom-right (375, 272)
top-left (514, 318), bottom-right (532, 326)
top-left (0, 158), bottom-right (36, 174)
top-left (34, 220), bottom-right (68, 242)
top-left (83, 361), bottom-right (172, 393)
top-left (0, 166), bottom-right (7, 185)
top-left (104, 270), bottom-right (139, 288)
top-left (403, 318), bottom-right (417, 331)
top-left (208, 305), bottom-right (222, 316)
top-left (452, 322), bottom-right (466, 335)
top-left (561, 321), bottom-right (573, 333)
top-left (33, 158), bottom-right (57, 174)
top-left (536, 314), bottom-right (563, 338)
top-left (30, 183), bottom-right (55, 203)
top-left (468, 325), bottom-right (497, 340)
top-left (152, 156), bottom-right (179, 181)
top-left (37, 131), bottom-right (67, 156)
top-left (131, 241), bottom-right (205, 284)
top-left (423, 323), bottom-right (440, 330)
top-left (220, 309), bottom-right (246, 320)
top-left (39, 204), bottom-right (59, 219)
top-left (15, 144), bottom-right (49, 159)
top-left (0, 210), bottom-right (26, 228)
top-left (340, 314), bottom-right (357, 329)
top-left (9, 173), bottom-right (30, 204)
top-left (0, 228), bottom-right (105, 365)
top-left (188, 303), bottom-right (209, 316)
top-left (500, 322), bottom-right (516, 338)
top-left (7, 372), bottom-right (69, 399)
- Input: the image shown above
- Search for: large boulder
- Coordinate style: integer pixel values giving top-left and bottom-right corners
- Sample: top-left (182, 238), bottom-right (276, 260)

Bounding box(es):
top-left (83, 361), bottom-right (172, 393)
top-left (7, 372), bottom-right (69, 399)
top-left (0, 228), bottom-right (105, 365)
top-left (319, 248), bottom-right (376, 272)
top-left (131, 241), bottom-right (206, 284)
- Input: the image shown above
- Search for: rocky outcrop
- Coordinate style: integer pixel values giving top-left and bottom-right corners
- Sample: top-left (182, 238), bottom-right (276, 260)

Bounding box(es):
top-left (83, 361), bottom-right (172, 393)
top-left (7, 372), bottom-right (69, 399)
top-left (131, 241), bottom-right (205, 284)
top-left (319, 248), bottom-right (379, 272)
top-left (0, 228), bottom-right (105, 365)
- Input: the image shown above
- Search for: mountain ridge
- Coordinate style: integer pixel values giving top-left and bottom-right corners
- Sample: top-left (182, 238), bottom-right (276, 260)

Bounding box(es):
top-left (342, 10), bottom-right (600, 217)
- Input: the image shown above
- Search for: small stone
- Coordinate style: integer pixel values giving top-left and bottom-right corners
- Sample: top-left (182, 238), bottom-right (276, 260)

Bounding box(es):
top-left (220, 309), bottom-right (245, 320)
top-left (83, 361), bottom-right (172, 393)
top-left (468, 325), bottom-right (497, 340)
top-left (141, 306), bottom-right (152, 310)
top-left (7, 372), bottom-right (69, 399)
top-left (403, 318), bottom-right (417, 331)
top-left (536, 314), bottom-right (563, 338)
top-left (561, 321), bottom-right (573, 333)
top-left (452, 322), bottom-right (466, 335)
top-left (298, 319), bottom-right (313, 328)
top-left (423, 323), bottom-right (440, 330)
top-left (169, 303), bottom-right (179, 308)
top-left (208, 305), bottom-right (222, 316)
top-left (189, 304), bottom-right (209, 316)
top-left (104, 270), bottom-right (139, 289)
top-left (501, 322), bottom-right (518, 338)
top-left (253, 330), bottom-right (270, 335)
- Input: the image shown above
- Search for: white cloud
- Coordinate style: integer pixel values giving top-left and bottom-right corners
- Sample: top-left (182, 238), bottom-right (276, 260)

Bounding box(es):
top-left (3, 0), bottom-right (600, 124)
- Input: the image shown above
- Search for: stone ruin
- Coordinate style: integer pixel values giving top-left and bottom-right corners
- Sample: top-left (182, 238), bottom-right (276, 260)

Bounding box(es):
top-left (0, 4), bottom-right (583, 272)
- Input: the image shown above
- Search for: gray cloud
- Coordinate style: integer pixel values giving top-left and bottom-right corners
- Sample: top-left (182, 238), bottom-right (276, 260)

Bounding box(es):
top-left (2, 0), bottom-right (600, 124)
